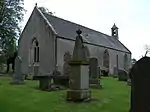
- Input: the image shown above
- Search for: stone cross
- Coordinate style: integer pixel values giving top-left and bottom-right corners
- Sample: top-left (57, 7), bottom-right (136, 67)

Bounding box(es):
top-left (129, 57), bottom-right (150, 112)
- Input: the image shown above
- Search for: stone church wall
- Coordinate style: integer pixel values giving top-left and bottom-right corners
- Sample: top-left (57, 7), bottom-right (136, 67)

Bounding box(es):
top-left (57, 38), bottom-right (131, 75)
top-left (18, 8), bottom-right (56, 75)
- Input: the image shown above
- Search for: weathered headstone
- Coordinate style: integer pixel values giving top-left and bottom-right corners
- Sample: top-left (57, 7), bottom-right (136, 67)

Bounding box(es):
top-left (113, 67), bottom-right (118, 78)
top-left (130, 57), bottom-right (150, 112)
top-left (63, 52), bottom-right (71, 76)
top-left (89, 57), bottom-right (102, 88)
top-left (66, 29), bottom-right (91, 101)
top-left (11, 56), bottom-right (24, 84)
top-left (118, 69), bottom-right (128, 81)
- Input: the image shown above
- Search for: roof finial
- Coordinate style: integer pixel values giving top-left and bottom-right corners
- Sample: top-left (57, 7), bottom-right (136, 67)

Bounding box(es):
top-left (111, 23), bottom-right (118, 29)
top-left (76, 29), bottom-right (82, 35)
top-left (35, 3), bottom-right (37, 7)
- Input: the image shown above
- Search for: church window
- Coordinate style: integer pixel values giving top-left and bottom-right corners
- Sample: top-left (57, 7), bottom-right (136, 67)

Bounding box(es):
top-left (32, 38), bottom-right (39, 63)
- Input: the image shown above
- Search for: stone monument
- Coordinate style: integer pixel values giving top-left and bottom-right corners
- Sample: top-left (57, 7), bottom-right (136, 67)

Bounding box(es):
top-left (89, 57), bottom-right (102, 88)
top-left (66, 29), bottom-right (91, 101)
top-left (11, 56), bottom-right (24, 84)
top-left (130, 57), bottom-right (150, 112)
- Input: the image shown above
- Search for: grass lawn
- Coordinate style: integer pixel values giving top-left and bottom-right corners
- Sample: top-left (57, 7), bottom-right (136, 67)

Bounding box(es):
top-left (0, 76), bottom-right (130, 112)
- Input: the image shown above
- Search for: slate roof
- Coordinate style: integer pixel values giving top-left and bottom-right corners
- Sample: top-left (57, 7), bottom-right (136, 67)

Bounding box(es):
top-left (42, 12), bottom-right (131, 53)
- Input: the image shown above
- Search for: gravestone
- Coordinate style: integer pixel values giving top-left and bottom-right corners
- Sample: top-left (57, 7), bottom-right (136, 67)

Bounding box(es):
top-left (66, 29), bottom-right (91, 101)
top-left (118, 69), bottom-right (128, 81)
top-left (63, 52), bottom-right (71, 76)
top-left (130, 57), bottom-right (150, 112)
top-left (113, 67), bottom-right (118, 78)
top-left (11, 56), bottom-right (24, 84)
top-left (89, 57), bottom-right (102, 88)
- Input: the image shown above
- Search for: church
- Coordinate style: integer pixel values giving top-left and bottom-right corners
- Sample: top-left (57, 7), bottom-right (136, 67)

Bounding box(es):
top-left (18, 5), bottom-right (131, 76)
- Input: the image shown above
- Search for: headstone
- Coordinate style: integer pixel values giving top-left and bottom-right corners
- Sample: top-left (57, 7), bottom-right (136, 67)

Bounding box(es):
top-left (11, 56), bottom-right (24, 84)
top-left (66, 29), bottom-right (91, 101)
top-left (130, 57), bottom-right (150, 112)
top-left (63, 52), bottom-right (71, 76)
top-left (89, 57), bottom-right (102, 88)
top-left (113, 67), bottom-right (118, 78)
top-left (118, 69), bottom-right (128, 81)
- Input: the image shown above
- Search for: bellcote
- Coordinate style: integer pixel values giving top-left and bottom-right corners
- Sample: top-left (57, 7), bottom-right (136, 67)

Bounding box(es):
top-left (111, 23), bottom-right (119, 39)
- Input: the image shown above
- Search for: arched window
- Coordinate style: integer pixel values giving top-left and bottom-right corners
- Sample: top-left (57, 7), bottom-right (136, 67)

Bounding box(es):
top-left (32, 38), bottom-right (39, 63)
top-left (103, 49), bottom-right (109, 69)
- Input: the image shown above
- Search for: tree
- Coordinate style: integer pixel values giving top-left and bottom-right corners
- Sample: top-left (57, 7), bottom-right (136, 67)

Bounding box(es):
top-left (144, 44), bottom-right (150, 57)
top-left (0, 0), bottom-right (25, 72)
top-left (38, 6), bottom-right (54, 15)
top-left (0, 0), bottom-right (25, 58)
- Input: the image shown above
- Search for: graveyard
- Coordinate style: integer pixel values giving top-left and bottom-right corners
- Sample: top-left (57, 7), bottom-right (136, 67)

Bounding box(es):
top-left (0, 29), bottom-right (132, 112)
top-left (0, 76), bottom-right (130, 112)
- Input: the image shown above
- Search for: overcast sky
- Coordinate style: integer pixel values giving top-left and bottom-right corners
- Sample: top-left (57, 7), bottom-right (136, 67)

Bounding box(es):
top-left (22, 0), bottom-right (150, 60)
